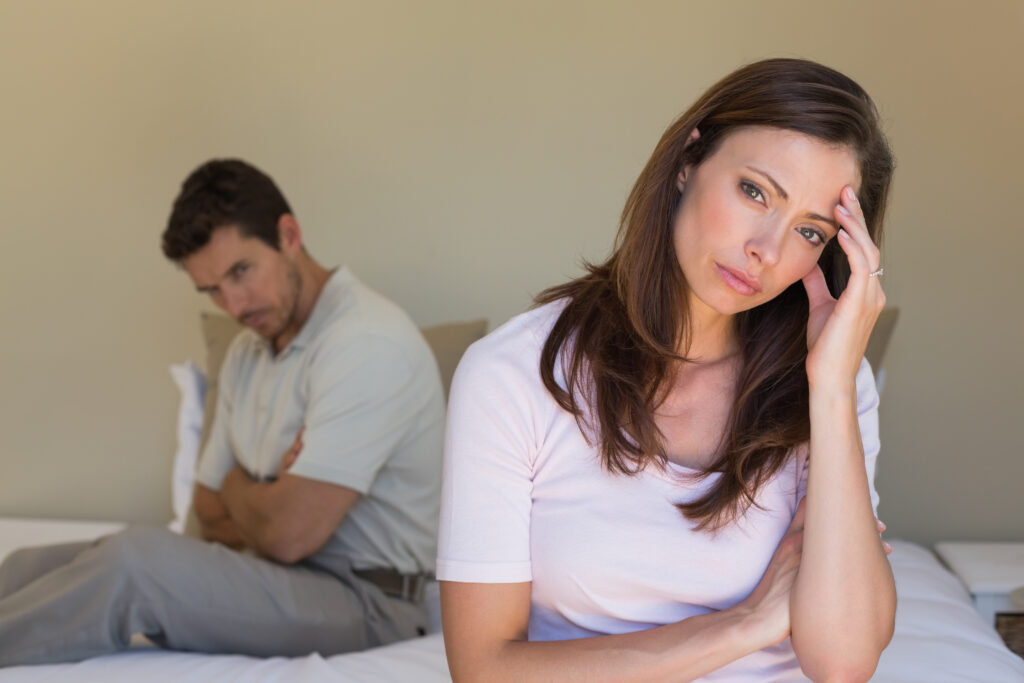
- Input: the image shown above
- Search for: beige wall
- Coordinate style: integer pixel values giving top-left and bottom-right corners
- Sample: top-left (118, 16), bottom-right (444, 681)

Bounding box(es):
top-left (1, 1), bottom-right (1020, 546)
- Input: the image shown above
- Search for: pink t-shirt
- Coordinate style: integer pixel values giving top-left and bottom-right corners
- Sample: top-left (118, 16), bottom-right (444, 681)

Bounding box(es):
top-left (437, 301), bottom-right (881, 682)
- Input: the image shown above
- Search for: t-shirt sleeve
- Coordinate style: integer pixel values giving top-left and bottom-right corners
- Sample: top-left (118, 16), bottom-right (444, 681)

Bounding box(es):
top-left (286, 332), bottom-right (429, 494)
top-left (797, 357), bottom-right (881, 515)
top-left (194, 341), bottom-right (241, 492)
top-left (436, 339), bottom-right (537, 583)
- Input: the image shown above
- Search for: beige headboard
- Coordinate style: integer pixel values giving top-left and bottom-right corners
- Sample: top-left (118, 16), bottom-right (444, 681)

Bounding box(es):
top-left (198, 313), bottom-right (487, 451)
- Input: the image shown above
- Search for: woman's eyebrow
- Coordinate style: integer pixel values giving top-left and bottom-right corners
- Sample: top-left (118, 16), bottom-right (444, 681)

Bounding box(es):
top-left (746, 166), bottom-right (789, 200)
top-left (746, 165), bottom-right (839, 231)
top-left (806, 212), bottom-right (839, 232)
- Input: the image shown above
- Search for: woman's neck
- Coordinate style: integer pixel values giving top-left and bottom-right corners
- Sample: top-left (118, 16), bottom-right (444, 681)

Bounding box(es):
top-left (681, 301), bottom-right (739, 364)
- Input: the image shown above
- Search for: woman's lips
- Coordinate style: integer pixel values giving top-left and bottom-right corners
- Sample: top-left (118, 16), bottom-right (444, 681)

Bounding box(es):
top-left (714, 263), bottom-right (762, 295)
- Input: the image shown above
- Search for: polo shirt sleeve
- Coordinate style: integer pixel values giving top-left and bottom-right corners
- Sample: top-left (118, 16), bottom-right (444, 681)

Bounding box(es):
top-left (286, 331), bottom-right (428, 494)
top-left (194, 341), bottom-right (242, 492)
top-left (797, 357), bottom-right (881, 515)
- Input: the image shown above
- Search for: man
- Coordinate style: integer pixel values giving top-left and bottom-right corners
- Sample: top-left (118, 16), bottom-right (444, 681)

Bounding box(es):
top-left (0, 159), bottom-right (445, 665)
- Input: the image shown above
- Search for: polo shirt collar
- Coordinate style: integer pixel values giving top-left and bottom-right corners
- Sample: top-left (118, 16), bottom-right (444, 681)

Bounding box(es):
top-left (275, 266), bottom-right (354, 357)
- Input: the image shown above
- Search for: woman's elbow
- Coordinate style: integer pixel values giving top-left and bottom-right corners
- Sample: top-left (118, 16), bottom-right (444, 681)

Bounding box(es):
top-left (444, 643), bottom-right (509, 683)
top-left (800, 658), bottom-right (879, 683)
top-left (793, 587), bottom-right (896, 680)
top-left (795, 628), bottom-right (893, 683)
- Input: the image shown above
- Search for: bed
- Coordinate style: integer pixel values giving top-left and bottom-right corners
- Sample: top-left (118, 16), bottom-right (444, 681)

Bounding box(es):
top-left (1, 519), bottom-right (1021, 682)
top-left (3, 313), bottom-right (1023, 681)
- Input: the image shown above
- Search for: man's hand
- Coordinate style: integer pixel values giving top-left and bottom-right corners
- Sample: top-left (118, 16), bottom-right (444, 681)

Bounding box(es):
top-left (277, 427), bottom-right (305, 478)
top-left (193, 483), bottom-right (250, 550)
top-left (220, 435), bottom-right (362, 565)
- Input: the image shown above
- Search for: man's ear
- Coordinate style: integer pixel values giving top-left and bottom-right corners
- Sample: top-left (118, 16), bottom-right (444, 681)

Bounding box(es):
top-left (676, 127), bottom-right (701, 192)
top-left (277, 214), bottom-right (302, 254)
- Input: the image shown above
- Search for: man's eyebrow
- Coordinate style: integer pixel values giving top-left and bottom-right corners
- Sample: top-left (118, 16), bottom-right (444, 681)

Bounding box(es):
top-left (194, 260), bottom-right (247, 293)
top-left (746, 165), bottom-right (839, 232)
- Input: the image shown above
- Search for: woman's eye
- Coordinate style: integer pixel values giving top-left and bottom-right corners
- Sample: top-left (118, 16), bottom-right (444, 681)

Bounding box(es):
top-left (797, 227), bottom-right (825, 246)
top-left (740, 181), bottom-right (764, 202)
top-left (231, 264), bottom-right (249, 279)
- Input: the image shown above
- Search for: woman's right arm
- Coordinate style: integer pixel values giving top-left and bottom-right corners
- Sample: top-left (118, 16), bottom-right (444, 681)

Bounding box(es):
top-left (441, 499), bottom-right (807, 683)
top-left (442, 581), bottom-right (746, 682)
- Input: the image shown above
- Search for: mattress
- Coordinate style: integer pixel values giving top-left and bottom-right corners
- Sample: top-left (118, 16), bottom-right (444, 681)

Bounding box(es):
top-left (0, 518), bottom-right (1021, 682)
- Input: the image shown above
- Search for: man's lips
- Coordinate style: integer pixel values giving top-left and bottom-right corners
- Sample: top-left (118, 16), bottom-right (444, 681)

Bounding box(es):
top-left (714, 263), bottom-right (762, 295)
top-left (240, 311), bottom-right (267, 327)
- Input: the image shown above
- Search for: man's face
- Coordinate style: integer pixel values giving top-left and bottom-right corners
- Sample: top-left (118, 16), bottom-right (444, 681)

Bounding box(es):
top-left (182, 225), bottom-right (302, 344)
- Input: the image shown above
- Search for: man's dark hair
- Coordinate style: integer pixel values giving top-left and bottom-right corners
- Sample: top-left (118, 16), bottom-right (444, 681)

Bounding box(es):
top-left (161, 159), bottom-right (293, 261)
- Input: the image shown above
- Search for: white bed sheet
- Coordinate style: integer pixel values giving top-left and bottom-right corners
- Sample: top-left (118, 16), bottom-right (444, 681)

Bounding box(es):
top-left (874, 541), bottom-right (1024, 682)
top-left (0, 519), bottom-right (1021, 682)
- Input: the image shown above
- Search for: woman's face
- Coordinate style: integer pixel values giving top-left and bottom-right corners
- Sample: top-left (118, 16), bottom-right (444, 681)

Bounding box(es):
top-left (673, 126), bottom-right (860, 319)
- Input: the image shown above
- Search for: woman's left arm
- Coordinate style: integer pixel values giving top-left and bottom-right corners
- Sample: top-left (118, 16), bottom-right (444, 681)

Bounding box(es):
top-left (790, 186), bottom-right (897, 683)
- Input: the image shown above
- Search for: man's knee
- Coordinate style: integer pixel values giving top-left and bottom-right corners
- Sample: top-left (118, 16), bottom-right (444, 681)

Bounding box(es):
top-left (94, 526), bottom-right (178, 578)
top-left (1, 546), bottom-right (40, 573)
top-left (0, 541), bottom-right (92, 596)
top-left (0, 547), bottom-right (41, 595)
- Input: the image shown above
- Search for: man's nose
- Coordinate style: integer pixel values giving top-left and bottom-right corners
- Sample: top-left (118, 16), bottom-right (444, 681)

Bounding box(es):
top-left (220, 285), bottom-right (248, 319)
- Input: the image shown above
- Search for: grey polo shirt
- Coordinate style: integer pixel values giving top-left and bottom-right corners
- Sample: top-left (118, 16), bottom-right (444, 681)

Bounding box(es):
top-left (196, 267), bottom-right (445, 575)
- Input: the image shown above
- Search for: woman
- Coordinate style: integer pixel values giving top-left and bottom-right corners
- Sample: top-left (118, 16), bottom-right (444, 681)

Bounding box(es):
top-left (438, 58), bottom-right (896, 682)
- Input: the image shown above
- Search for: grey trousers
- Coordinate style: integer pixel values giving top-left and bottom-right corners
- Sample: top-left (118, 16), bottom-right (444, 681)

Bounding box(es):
top-left (0, 526), bottom-right (427, 666)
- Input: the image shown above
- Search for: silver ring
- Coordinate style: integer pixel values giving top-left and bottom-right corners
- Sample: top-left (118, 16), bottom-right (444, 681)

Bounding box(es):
top-left (869, 267), bottom-right (884, 278)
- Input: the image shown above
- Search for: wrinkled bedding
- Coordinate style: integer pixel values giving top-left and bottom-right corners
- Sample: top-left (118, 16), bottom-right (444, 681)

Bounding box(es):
top-left (0, 519), bottom-right (1020, 682)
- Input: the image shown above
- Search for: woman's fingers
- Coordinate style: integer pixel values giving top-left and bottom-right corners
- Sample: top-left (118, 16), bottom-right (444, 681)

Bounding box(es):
top-left (801, 264), bottom-right (833, 310)
top-left (739, 502), bottom-right (808, 644)
top-left (789, 496), bottom-right (808, 532)
top-left (876, 518), bottom-right (893, 555)
top-left (834, 186), bottom-right (886, 313)
top-left (774, 501), bottom-right (806, 564)
top-left (766, 501), bottom-right (806, 574)
top-left (837, 228), bottom-right (872, 280)
top-left (836, 187), bottom-right (881, 270)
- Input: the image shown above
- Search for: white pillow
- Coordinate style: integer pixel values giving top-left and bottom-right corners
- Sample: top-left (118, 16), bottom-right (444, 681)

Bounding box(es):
top-left (168, 361), bottom-right (206, 533)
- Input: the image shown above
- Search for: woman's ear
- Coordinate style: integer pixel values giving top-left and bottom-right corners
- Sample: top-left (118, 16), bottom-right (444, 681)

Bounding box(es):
top-left (676, 169), bottom-right (688, 192)
top-left (676, 127), bottom-right (702, 192)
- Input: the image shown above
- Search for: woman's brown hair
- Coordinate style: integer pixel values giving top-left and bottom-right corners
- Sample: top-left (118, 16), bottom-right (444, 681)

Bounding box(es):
top-left (536, 58), bottom-right (895, 530)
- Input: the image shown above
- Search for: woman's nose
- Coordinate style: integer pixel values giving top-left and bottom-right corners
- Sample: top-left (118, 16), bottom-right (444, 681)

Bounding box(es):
top-left (744, 222), bottom-right (783, 267)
